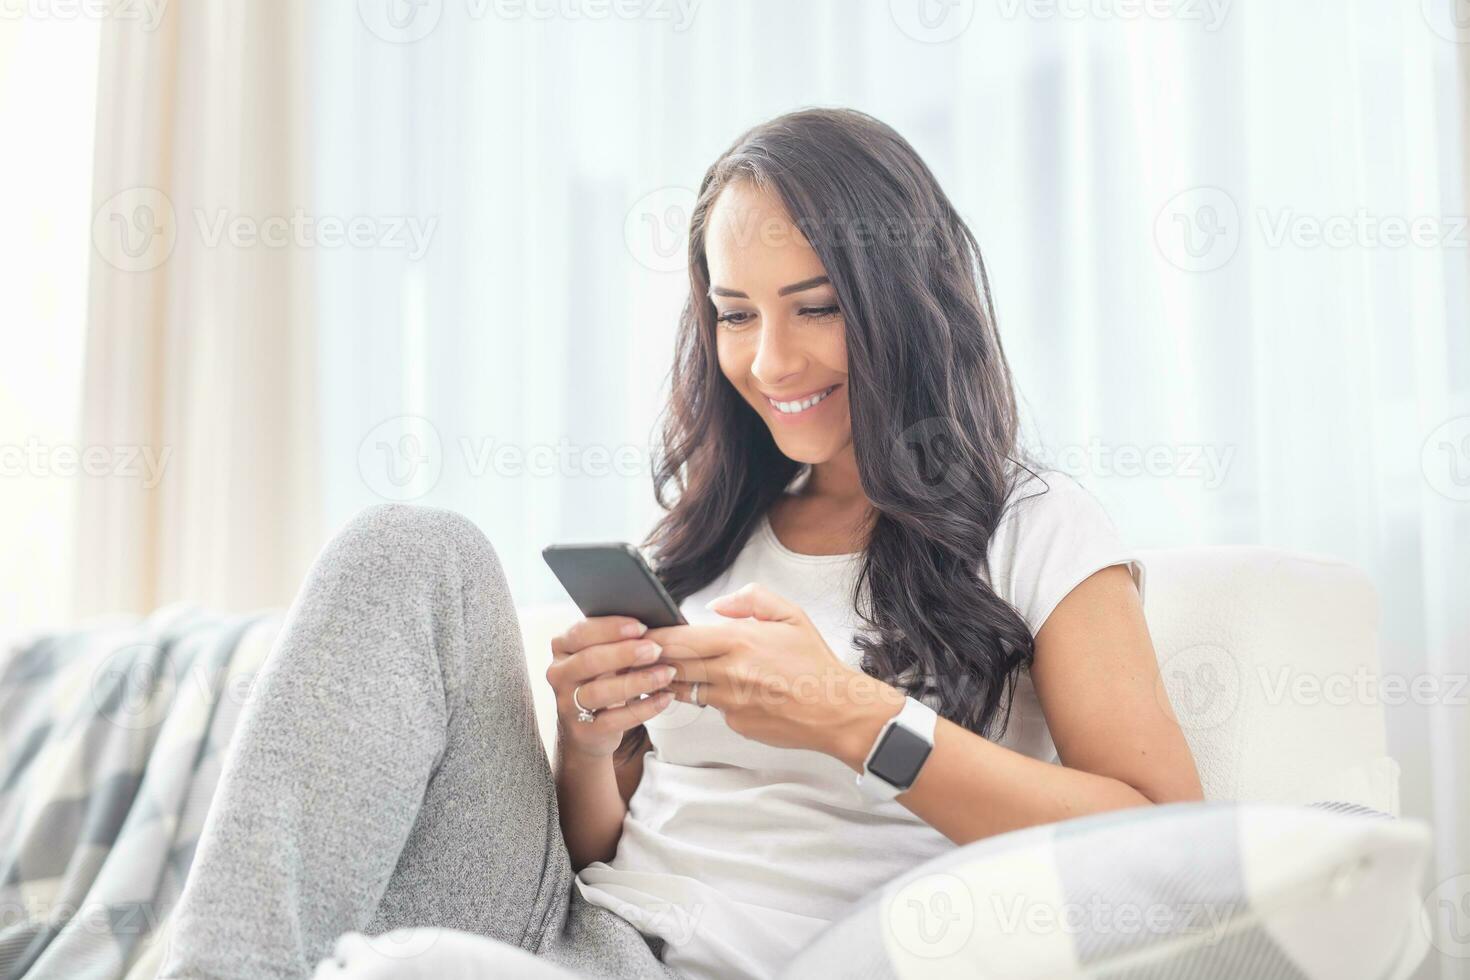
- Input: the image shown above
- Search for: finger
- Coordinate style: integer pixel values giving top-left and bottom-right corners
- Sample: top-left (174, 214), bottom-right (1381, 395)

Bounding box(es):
top-left (575, 663), bottom-right (678, 711)
top-left (704, 582), bottom-right (804, 625)
top-left (546, 637), bottom-right (661, 690)
top-left (587, 689), bottom-right (676, 734)
top-left (667, 680), bottom-right (727, 710)
top-left (642, 624), bottom-right (739, 658)
top-left (550, 616), bottom-right (648, 658)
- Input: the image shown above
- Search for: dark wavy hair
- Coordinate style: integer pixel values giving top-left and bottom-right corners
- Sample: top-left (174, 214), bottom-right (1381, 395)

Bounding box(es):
top-left (620, 107), bottom-right (1044, 766)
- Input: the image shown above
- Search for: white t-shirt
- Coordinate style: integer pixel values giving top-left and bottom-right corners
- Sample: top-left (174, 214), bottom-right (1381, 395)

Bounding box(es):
top-left (574, 467), bottom-right (1146, 980)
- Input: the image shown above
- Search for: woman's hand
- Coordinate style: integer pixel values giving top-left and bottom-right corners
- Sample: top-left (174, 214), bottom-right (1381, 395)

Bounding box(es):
top-left (546, 616), bottom-right (677, 758)
top-left (645, 584), bottom-right (904, 757)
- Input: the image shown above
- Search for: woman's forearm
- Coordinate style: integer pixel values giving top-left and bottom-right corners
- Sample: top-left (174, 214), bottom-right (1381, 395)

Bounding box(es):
top-left (828, 699), bottom-right (1168, 846)
top-left (553, 740), bottom-right (628, 871)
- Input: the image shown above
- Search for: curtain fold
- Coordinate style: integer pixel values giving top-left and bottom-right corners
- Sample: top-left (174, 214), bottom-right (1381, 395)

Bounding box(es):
top-left (77, 0), bottom-right (319, 617)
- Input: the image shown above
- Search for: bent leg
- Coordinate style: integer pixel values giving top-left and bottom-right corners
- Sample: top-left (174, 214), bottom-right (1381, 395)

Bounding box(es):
top-left (160, 504), bottom-right (652, 979)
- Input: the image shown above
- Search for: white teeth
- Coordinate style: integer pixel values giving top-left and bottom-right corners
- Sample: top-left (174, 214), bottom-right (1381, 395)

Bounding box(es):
top-left (768, 386), bottom-right (835, 415)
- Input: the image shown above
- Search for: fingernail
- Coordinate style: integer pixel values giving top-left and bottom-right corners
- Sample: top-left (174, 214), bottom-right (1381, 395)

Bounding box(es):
top-left (635, 641), bottom-right (661, 662)
top-left (657, 665), bottom-right (677, 683)
top-left (621, 622), bottom-right (648, 638)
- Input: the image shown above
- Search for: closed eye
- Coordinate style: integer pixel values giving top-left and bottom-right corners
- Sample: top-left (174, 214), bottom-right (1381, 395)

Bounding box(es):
top-left (716, 310), bottom-right (754, 327)
top-left (799, 305), bottom-right (841, 320)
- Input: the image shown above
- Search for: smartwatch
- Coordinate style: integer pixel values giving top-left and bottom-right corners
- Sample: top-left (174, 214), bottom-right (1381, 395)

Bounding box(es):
top-left (856, 695), bottom-right (938, 803)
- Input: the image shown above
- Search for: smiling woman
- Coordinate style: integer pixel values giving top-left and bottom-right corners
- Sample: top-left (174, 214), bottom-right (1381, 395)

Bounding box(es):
top-left (553, 107), bottom-right (1205, 980)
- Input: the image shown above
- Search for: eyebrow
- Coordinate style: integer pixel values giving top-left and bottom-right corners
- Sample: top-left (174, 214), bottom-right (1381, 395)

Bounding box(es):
top-left (708, 275), bottom-right (830, 299)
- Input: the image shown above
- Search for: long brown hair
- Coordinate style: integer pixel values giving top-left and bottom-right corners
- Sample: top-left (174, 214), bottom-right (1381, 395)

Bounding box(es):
top-left (622, 107), bottom-right (1045, 764)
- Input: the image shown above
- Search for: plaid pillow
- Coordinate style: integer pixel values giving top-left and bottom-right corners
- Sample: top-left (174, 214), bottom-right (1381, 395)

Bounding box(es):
top-left (779, 800), bottom-right (1431, 980)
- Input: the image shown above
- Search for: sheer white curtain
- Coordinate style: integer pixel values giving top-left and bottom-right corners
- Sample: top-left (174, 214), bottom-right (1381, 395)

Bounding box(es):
top-left (76, 0), bottom-right (320, 618)
top-left (307, 3), bottom-right (1465, 975)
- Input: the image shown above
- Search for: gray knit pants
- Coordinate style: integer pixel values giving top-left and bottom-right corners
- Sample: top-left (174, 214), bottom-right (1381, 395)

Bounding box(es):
top-left (158, 504), bottom-right (681, 980)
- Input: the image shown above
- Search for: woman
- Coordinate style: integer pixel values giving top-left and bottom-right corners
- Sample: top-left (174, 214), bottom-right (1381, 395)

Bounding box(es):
top-left (161, 107), bottom-right (1202, 980)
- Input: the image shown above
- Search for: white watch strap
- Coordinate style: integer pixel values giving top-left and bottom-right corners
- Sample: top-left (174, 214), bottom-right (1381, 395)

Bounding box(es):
top-left (856, 696), bottom-right (938, 803)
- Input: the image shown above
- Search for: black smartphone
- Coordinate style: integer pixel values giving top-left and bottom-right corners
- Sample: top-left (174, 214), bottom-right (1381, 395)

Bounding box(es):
top-left (542, 542), bottom-right (688, 628)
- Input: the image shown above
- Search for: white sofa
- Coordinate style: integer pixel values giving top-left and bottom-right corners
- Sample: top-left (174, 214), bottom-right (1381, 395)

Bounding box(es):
top-left (517, 545), bottom-right (1401, 813)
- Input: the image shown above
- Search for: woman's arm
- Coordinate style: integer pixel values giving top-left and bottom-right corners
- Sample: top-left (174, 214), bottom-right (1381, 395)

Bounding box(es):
top-left (544, 615), bottom-right (674, 871)
top-left (554, 740), bottom-right (650, 870)
top-left (829, 564), bottom-right (1204, 844)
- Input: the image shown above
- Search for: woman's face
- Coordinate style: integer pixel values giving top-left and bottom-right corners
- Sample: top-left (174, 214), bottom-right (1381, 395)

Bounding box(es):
top-left (704, 181), bottom-right (853, 467)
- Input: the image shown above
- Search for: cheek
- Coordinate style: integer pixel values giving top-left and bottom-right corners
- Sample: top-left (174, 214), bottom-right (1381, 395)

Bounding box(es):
top-left (714, 335), bottom-right (749, 386)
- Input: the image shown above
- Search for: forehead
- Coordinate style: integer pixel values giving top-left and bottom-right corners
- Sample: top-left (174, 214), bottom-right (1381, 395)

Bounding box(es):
top-left (704, 181), bottom-right (827, 291)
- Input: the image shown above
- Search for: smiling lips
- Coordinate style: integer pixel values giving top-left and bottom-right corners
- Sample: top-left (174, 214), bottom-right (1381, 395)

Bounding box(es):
top-left (764, 384), bottom-right (839, 418)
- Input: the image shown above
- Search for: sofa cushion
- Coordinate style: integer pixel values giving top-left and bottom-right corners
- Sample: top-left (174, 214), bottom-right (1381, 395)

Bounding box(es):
top-left (777, 800), bottom-right (1431, 980)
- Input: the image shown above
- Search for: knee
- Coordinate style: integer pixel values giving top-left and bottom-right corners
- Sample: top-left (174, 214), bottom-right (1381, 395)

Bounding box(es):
top-left (325, 504), bottom-right (506, 586)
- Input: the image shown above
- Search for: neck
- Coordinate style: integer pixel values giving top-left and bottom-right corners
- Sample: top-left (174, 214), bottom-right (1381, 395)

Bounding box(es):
top-left (805, 446), bottom-right (867, 506)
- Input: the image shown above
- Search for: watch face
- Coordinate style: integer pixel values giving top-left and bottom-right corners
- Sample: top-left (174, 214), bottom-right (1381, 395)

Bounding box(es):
top-left (869, 723), bottom-right (933, 788)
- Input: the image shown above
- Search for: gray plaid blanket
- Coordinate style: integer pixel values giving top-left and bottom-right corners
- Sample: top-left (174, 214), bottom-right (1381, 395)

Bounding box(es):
top-left (0, 605), bottom-right (280, 980)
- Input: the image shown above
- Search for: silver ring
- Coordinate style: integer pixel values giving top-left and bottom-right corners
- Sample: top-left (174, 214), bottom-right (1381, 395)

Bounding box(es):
top-left (690, 681), bottom-right (702, 707)
top-left (572, 684), bottom-right (596, 723)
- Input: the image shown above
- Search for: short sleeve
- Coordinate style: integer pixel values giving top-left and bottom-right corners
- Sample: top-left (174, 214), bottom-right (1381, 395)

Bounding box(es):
top-left (985, 470), bottom-right (1146, 638)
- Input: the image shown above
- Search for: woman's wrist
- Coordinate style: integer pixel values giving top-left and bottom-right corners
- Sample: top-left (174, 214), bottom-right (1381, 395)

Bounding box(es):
top-left (816, 672), bottom-right (907, 772)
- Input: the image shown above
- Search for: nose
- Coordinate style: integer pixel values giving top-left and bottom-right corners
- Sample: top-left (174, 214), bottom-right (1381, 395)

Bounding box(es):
top-left (749, 320), bottom-right (805, 387)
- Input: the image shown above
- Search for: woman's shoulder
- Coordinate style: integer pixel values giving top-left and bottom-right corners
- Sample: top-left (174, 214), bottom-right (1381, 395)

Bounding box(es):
top-left (995, 465), bottom-right (1115, 532)
top-left (987, 464), bottom-right (1142, 636)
